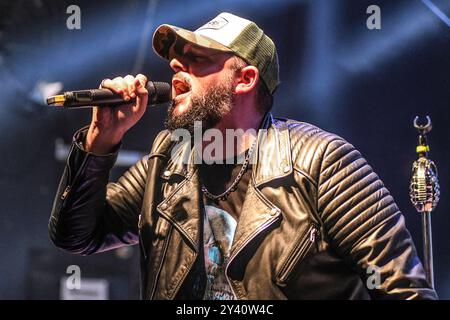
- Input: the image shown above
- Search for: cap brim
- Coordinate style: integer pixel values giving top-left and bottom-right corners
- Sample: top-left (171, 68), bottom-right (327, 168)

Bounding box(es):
top-left (152, 24), bottom-right (232, 60)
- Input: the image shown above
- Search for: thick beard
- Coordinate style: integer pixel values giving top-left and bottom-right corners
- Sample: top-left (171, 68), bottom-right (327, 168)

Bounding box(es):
top-left (164, 80), bottom-right (234, 134)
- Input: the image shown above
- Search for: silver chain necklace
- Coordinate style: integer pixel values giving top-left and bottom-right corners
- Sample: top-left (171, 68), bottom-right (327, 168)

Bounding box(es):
top-left (201, 140), bottom-right (257, 201)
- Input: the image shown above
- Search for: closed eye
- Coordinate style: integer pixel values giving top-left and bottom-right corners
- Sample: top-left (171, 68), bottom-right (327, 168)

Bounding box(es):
top-left (184, 52), bottom-right (212, 63)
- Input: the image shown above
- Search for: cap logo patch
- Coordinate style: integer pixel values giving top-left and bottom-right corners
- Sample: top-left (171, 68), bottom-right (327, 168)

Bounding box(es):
top-left (197, 17), bottom-right (228, 31)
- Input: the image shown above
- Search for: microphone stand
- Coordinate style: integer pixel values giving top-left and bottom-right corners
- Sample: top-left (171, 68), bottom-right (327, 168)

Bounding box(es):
top-left (409, 116), bottom-right (439, 289)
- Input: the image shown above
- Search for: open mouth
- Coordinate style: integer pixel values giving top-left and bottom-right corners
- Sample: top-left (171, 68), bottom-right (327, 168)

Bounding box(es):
top-left (172, 78), bottom-right (191, 99)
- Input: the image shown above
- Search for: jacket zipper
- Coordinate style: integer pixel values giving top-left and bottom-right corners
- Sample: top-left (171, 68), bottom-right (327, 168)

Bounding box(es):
top-left (59, 151), bottom-right (90, 205)
top-left (275, 224), bottom-right (319, 285)
top-left (225, 215), bottom-right (280, 299)
top-left (138, 214), bottom-right (149, 260)
top-left (59, 142), bottom-right (76, 202)
top-left (149, 224), bottom-right (173, 299)
top-left (150, 176), bottom-right (199, 299)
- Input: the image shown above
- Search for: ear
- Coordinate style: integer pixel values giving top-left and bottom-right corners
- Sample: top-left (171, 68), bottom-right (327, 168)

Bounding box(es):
top-left (234, 65), bottom-right (259, 95)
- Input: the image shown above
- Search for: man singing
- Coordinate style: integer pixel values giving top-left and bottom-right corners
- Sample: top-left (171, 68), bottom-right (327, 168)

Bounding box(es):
top-left (49, 12), bottom-right (437, 299)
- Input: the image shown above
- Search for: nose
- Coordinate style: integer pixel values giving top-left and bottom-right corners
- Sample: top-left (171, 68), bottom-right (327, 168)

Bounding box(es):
top-left (170, 57), bottom-right (188, 73)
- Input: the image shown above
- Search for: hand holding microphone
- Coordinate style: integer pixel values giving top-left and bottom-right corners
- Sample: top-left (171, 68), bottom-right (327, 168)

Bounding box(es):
top-left (47, 74), bottom-right (171, 155)
top-left (89, 74), bottom-right (153, 155)
top-left (46, 76), bottom-right (171, 108)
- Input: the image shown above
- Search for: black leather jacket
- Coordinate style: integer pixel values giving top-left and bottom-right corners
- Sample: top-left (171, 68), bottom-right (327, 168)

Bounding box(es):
top-left (49, 113), bottom-right (437, 299)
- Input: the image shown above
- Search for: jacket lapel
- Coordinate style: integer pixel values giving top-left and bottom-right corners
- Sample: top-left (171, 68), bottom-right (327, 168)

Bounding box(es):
top-left (153, 113), bottom-right (294, 283)
top-left (253, 113), bottom-right (293, 187)
top-left (228, 113), bottom-right (292, 263)
top-left (229, 183), bottom-right (281, 259)
top-left (156, 141), bottom-right (202, 251)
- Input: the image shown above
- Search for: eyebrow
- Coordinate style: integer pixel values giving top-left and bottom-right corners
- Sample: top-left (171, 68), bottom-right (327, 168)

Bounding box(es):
top-left (171, 39), bottom-right (224, 61)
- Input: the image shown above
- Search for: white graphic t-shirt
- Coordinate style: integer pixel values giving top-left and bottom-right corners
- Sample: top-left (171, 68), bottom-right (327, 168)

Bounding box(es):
top-left (202, 204), bottom-right (237, 300)
top-left (198, 153), bottom-right (252, 300)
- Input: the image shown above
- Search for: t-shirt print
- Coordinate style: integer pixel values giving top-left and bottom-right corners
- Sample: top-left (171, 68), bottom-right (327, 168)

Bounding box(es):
top-left (203, 204), bottom-right (237, 300)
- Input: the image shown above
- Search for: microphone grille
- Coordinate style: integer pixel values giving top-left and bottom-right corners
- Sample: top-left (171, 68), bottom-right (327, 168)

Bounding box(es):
top-left (148, 81), bottom-right (171, 105)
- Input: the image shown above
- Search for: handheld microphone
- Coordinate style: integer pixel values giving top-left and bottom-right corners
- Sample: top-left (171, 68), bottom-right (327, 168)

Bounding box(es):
top-left (46, 81), bottom-right (171, 108)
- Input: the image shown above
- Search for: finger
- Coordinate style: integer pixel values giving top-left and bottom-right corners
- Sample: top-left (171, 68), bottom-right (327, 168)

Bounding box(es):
top-left (134, 78), bottom-right (148, 97)
top-left (135, 74), bottom-right (148, 97)
top-left (124, 75), bottom-right (136, 99)
top-left (134, 78), bottom-right (148, 109)
top-left (136, 74), bottom-right (148, 86)
top-left (100, 78), bottom-right (116, 90)
top-left (113, 76), bottom-right (130, 100)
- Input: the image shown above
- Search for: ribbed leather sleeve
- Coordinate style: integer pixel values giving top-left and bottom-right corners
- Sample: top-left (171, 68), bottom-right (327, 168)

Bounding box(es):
top-left (288, 120), bottom-right (437, 299)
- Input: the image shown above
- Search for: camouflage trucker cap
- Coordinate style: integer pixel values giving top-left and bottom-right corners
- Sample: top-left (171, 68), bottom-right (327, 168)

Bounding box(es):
top-left (152, 12), bottom-right (280, 94)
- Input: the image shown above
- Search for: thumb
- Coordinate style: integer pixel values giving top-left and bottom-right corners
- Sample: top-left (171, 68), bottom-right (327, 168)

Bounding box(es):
top-left (135, 78), bottom-right (148, 108)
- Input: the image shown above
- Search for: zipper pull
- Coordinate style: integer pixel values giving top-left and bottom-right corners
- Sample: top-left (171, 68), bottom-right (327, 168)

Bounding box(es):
top-left (310, 227), bottom-right (319, 243)
top-left (60, 186), bottom-right (71, 200)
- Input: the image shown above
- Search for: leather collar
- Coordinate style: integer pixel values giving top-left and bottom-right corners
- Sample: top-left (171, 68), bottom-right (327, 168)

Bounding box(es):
top-left (161, 112), bottom-right (293, 187)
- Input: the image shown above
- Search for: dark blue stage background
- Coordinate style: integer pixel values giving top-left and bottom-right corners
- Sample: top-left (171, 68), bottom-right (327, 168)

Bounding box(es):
top-left (0, 0), bottom-right (449, 299)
